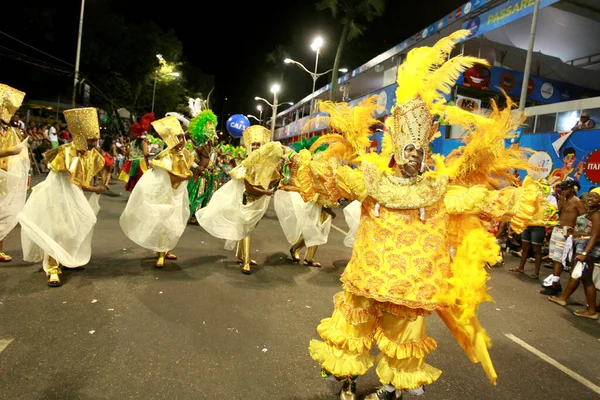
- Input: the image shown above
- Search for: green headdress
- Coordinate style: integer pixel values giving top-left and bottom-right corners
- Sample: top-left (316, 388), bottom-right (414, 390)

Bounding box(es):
top-left (232, 146), bottom-right (247, 159)
top-left (290, 136), bottom-right (327, 154)
top-left (188, 110), bottom-right (218, 146)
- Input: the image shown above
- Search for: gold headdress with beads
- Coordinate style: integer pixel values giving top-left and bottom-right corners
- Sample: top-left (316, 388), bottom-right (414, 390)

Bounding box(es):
top-left (0, 84), bottom-right (25, 124)
top-left (242, 125), bottom-right (271, 153)
top-left (388, 29), bottom-right (486, 165)
top-left (151, 116), bottom-right (183, 149)
top-left (63, 107), bottom-right (100, 151)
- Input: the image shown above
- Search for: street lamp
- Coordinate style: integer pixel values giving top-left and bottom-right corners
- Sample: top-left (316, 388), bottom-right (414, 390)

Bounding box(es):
top-left (254, 83), bottom-right (290, 136)
top-left (247, 115), bottom-right (261, 123)
top-left (151, 54), bottom-right (180, 113)
top-left (284, 36), bottom-right (347, 114)
top-left (256, 105), bottom-right (263, 125)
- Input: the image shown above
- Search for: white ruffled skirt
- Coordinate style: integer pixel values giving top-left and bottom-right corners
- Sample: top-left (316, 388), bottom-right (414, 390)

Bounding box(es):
top-left (196, 179), bottom-right (269, 250)
top-left (119, 167), bottom-right (190, 253)
top-left (273, 190), bottom-right (331, 248)
top-left (17, 171), bottom-right (100, 270)
top-left (0, 144), bottom-right (30, 241)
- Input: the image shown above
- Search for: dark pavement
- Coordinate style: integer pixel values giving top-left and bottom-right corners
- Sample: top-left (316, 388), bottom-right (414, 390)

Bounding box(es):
top-left (0, 177), bottom-right (599, 399)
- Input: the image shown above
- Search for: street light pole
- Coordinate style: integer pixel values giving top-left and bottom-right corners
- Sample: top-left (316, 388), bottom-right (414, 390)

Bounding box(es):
top-left (310, 48), bottom-right (320, 114)
top-left (270, 84), bottom-right (280, 136)
top-left (71, 0), bottom-right (86, 108)
top-left (151, 76), bottom-right (157, 113)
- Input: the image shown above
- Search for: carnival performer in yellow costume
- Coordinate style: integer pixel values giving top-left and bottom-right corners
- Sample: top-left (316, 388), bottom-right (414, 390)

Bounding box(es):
top-left (0, 84), bottom-right (30, 262)
top-left (196, 125), bottom-right (284, 274)
top-left (18, 108), bottom-right (105, 287)
top-left (120, 115), bottom-right (194, 268)
top-left (284, 30), bottom-right (542, 399)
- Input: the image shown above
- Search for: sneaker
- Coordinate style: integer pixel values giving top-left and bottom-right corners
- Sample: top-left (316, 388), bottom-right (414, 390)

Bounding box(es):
top-left (364, 387), bottom-right (402, 400)
top-left (540, 284), bottom-right (562, 296)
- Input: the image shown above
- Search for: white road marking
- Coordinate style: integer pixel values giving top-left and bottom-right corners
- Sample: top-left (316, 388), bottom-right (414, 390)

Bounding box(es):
top-left (505, 333), bottom-right (600, 395)
top-left (0, 338), bottom-right (14, 354)
top-left (331, 224), bottom-right (348, 236)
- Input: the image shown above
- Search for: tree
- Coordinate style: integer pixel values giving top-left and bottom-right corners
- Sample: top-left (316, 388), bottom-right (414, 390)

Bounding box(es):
top-left (315, 0), bottom-right (387, 101)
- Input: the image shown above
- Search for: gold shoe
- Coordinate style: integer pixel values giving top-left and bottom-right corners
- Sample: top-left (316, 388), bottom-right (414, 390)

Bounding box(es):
top-left (155, 254), bottom-right (165, 268)
top-left (241, 263), bottom-right (251, 274)
top-left (340, 380), bottom-right (356, 400)
top-left (0, 252), bottom-right (12, 262)
top-left (290, 248), bottom-right (301, 262)
top-left (47, 267), bottom-right (62, 287)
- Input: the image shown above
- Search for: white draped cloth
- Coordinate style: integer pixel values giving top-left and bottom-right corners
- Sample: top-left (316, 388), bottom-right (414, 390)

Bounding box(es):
top-left (0, 140), bottom-right (30, 241)
top-left (273, 190), bottom-right (332, 248)
top-left (343, 200), bottom-right (362, 248)
top-left (120, 167), bottom-right (190, 253)
top-left (196, 178), bottom-right (270, 250)
top-left (17, 171), bottom-right (100, 271)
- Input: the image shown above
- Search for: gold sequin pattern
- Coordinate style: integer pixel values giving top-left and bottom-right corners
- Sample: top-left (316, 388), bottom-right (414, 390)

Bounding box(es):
top-left (341, 197), bottom-right (452, 310)
top-left (64, 107), bottom-right (100, 151)
top-left (151, 116), bottom-right (183, 149)
top-left (390, 98), bottom-right (434, 164)
top-left (151, 147), bottom-right (194, 179)
top-left (242, 125), bottom-right (272, 154)
top-left (0, 125), bottom-right (23, 171)
top-left (45, 143), bottom-right (104, 187)
top-left (0, 84), bottom-right (25, 124)
top-left (362, 161), bottom-right (448, 209)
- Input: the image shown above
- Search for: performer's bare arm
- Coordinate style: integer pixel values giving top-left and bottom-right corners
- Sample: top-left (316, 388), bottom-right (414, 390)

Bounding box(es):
top-left (244, 179), bottom-right (273, 197)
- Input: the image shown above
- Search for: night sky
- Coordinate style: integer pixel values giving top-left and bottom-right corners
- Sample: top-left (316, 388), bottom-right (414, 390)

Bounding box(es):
top-left (3, 0), bottom-right (466, 119)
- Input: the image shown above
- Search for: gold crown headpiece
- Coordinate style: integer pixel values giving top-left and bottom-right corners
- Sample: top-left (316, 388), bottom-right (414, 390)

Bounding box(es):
top-left (389, 29), bottom-right (488, 165)
top-left (0, 84), bottom-right (25, 124)
top-left (242, 125), bottom-right (271, 153)
top-left (151, 116), bottom-right (184, 149)
top-left (63, 107), bottom-right (100, 151)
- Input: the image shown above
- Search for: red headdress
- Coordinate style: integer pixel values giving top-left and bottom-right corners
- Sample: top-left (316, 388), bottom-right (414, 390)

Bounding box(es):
top-left (130, 112), bottom-right (155, 137)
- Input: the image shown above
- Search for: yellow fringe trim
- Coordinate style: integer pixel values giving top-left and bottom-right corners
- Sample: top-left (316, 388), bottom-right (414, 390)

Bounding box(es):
top-left (375, 356), bottom-right (442, 390)
top-left (317, 318), bottom-right (374, 354)
top-left (309, 339), bottom-right (374, 378)
top-left (381, 302), bottom-right (431, 321)
top-left (374, 328), bottom-right (437, 360)
top-left (334, 291), bottom-right (382, 325)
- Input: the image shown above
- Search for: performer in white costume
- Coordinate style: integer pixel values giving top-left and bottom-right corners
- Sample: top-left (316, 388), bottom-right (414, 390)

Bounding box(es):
top-left (275, 142), bottom-right (335, 267)
top-left (119, 115), bottom-right (194, 268)
top-left (18, 107), bottom-right (105, 287)
top-left (0, 84), bottom-right (30, 262)
top-left (196, 125), bottom-right (285, 274)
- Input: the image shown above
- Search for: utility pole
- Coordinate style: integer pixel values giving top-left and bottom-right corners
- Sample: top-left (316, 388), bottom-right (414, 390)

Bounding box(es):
top-left (72, 0), bottom-right (86, 108)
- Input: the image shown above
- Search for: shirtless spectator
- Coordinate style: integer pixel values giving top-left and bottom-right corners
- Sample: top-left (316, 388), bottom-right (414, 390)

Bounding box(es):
top-left (541, 179), bottom-right (586, 295)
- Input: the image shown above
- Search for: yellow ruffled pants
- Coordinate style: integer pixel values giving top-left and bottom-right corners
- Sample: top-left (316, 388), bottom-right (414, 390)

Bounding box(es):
top-left (309, 291), bottom-right (442, 390)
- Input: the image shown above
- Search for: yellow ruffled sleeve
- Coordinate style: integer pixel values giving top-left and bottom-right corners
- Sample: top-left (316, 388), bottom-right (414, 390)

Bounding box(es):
top-left (443, 176), bottom-right (540, 234)
top-left (279, 148), bottom-right (367, 204)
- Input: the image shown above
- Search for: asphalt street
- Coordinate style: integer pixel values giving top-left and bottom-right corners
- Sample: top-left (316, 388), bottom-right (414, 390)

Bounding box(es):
top-left (0, 177), bottom-right (599, 400)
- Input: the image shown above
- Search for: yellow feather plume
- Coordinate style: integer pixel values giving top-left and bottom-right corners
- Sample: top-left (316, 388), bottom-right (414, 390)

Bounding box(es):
top-left (430, 97), bottom-right (533, 188)
top-left (316, 96), bottom-right (380, 164)
top-left (423, 56), bottom-right (488, 114)
top-left (396, 29), bottom-right (472, 105)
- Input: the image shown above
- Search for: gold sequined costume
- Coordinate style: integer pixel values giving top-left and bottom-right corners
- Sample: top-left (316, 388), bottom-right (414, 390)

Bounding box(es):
top-left (17, 107), bottom-right (104, 287)
top-left (196, 125), bottom-right (283, 274)
top-left (0, 84), bottom-right (29, 261)
top-left (119, 116), bottom-right (193, 267)
top-left (284, 31), bottom-right (542, 396)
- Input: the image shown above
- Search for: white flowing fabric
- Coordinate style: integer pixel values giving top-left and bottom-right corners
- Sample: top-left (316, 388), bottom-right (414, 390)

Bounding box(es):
top-left (119, 167), bottom-right (190, 253)
top-left (17, 171), bottom-right (100, 270)
top-left (0, 140), bottom-right (30, 240)
top-left (196, 178), bottom-right (269, 249)
top-left (343, 200), bottom-right (362, 248)
top-left (274, 190), bottom-right (331, 248)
